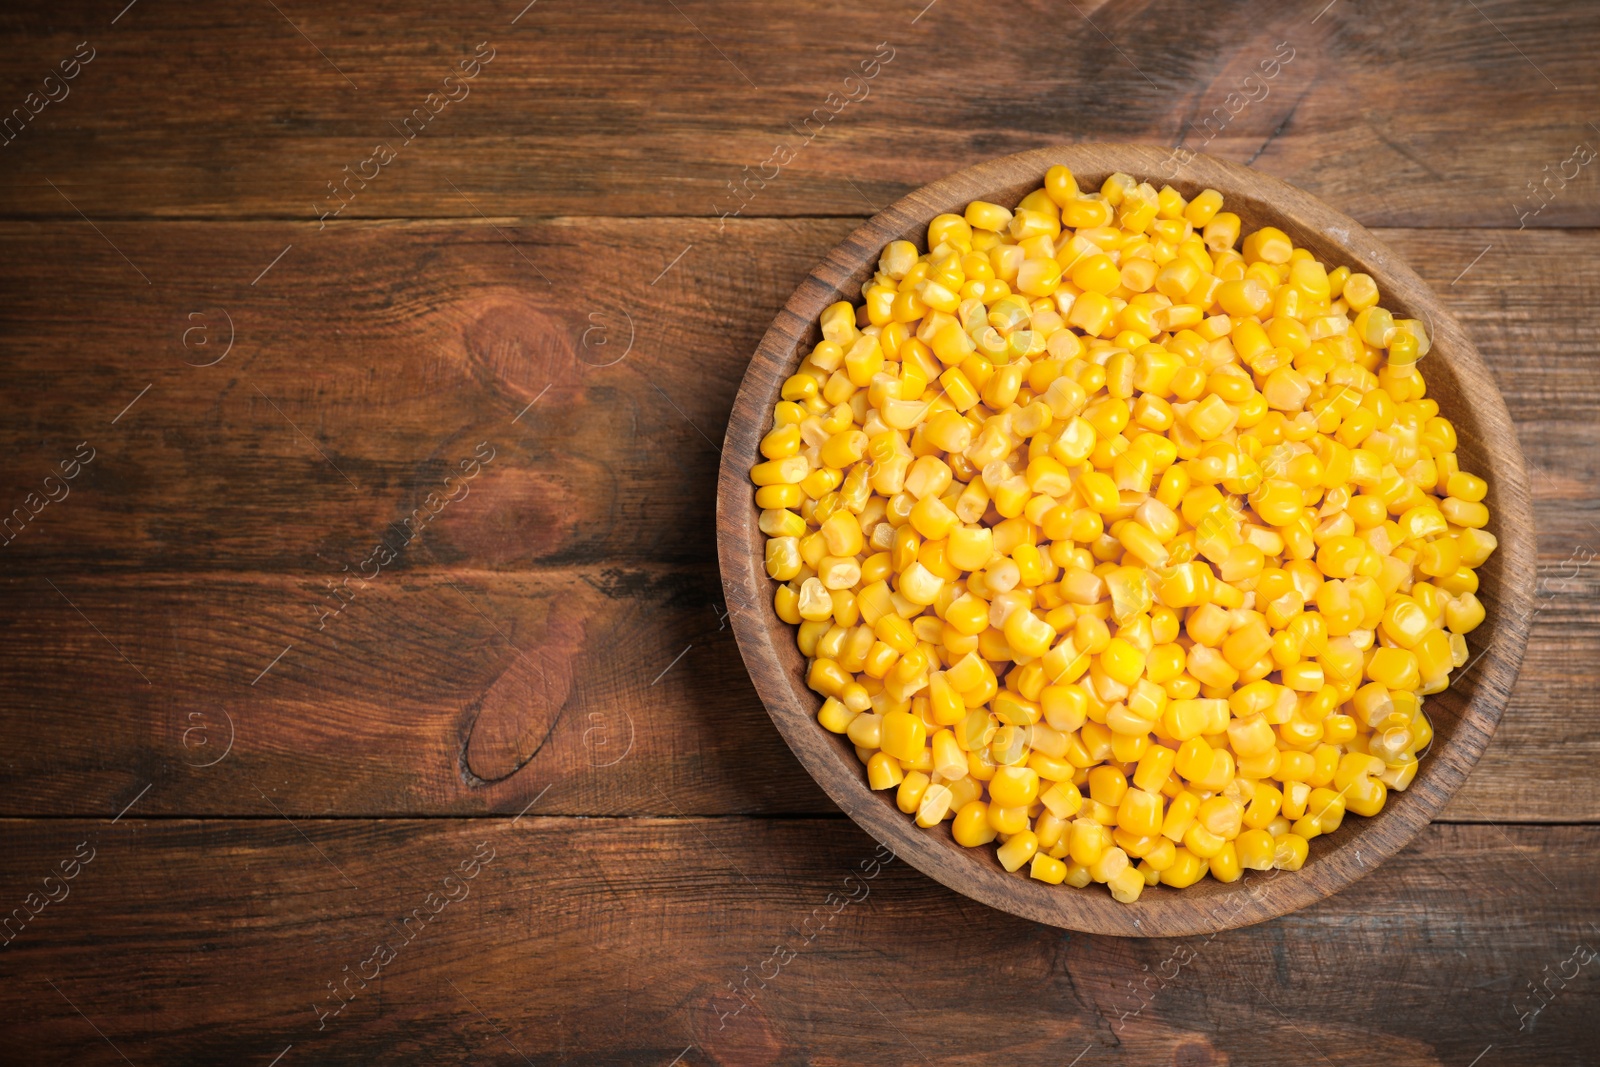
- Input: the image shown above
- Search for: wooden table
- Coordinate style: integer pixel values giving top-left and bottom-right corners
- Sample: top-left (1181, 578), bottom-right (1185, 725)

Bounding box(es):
top-left (2, 1), bottom-right (1596, 1062)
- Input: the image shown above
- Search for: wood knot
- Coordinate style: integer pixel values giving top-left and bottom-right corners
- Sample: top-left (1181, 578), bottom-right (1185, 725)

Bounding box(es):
top-left (459, 612), bottom-right (585, 785)
top-left (459, 293), bottom-right (577, 411)
top-left (687, 986), bottom-right (782, 1067)
top-left (1173, 1037), bottom-right (1225, 1067)
top-left (434, 460), bottom-right (611, 566)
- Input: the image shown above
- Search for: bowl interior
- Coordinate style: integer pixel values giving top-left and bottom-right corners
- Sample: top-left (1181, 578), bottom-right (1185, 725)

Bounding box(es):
top-left (718, 145), bottom-right (1535, 936)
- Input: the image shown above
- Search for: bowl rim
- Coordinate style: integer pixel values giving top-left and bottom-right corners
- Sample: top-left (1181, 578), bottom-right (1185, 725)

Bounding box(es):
top-left (715, 144), bottom-right (1537, 937)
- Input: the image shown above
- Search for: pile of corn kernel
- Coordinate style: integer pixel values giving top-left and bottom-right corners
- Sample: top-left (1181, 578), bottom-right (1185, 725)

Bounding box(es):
top-left (750, 165), bottom-right (1495, 904)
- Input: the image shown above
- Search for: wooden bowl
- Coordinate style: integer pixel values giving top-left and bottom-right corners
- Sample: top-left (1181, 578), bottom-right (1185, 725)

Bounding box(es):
top-left (716, 145), bottom-right (1536, 937)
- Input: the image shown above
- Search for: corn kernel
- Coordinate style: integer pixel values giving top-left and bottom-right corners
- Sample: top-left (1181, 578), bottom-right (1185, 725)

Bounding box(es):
top-left (997, 830), bottom-right (1039, 872)
top-left (953, 800), bottom-right (998, 847)
top-left (1236, 828), bottom-right (1276, 870)
top-left (1024, 851), bottom-right (1064, 884)
top-left (866, 751), bottom-right (902, 790)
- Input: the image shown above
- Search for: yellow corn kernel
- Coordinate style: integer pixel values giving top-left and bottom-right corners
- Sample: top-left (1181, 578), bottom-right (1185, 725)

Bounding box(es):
top-left (880, 710), bottom-right (927, 762)
top-left (1252, 478), bottom-right (1304, 526)
top-left (751, 456), bottom-right (810, 487)
top-left (844, 707), bottom-right (882, 747)
top-left (1367, 646), bottom-right (1420, 690)
top-left (1172, 188), bottom-right (1218, 227)
top-left (817, 697), bottom-right (857, 735)
top-left (1380, 596), bottom-right (1433, 649)
top-left (965, 200), bottom-right (1014, 233)
top-left (1414, 628), bottom-right (1454, 691)
top-left (1100, 865), bottom-right (1140, 902)
top-left (1307, 787), bottom-right (1346, 832)
top-left (1038, 780), bottom-right (1083, 821)
top-left (1334, 752), bottom-right (1384, 793)
top-left (930, 727), bottom-right (966, 777)
top-left (764, 536), bottom-right (802, 581)
top-left (1048, 859), bottom-right (1087, 888)
top-left (997, 830), bottom-right (1039, 872)
top-left (1040, 166), bottom-right (1081, 207)
top-left (1116, 788), bottom-right (1164, 838)
top-left (1445, 591), bottom-right (1486, 634)
top-left (896, 771), bottom-right (930, 814)
top-left (1344, 775), bottom-right (1388, 817)
top-left (952, 800), bottom-right (999, 847)
top-left (773, 581), bottom-right (801, 624)
top-left (1207, 842), bottom-right (1241, 883)
top-left (1245, 783), bottom-right (1283, 829)
top-left (989, 765), bottom-right (1040, 808)
top-left (1126, 743), bottom-right (1172, 793)
top-left (1135, 835), bottom-right (1176, 871)
top-left (1241, 226), bottom-right (1293, 264)
top-left (1417, 537), bottom-right (1461, 579)
top-left (1446, 470), bottom-right (1487, 502)
top-left (754, 483), bottom-right (803, 511)
top-left (1271, 832), bottom-right (1309, 871)
top-left (895, 561), bottom-right (944, 607)
top-left (1029, 852), bottom-right (1068, 884)
top-left (1014, 256), bottom-right (1062, 298)
top-left (1067, 291), bottom-right (1116, 336)
top-left (1236, 828), bottom-right (1276, 871)
top-left (1186, 394), bottom-right (1240, 440)
top-left (1000, 608), bottom-right (1055, 660)
top-left (1281, 661), bottom-right (1325, 694)
top-left (1378, 754), bottom-right (1419, 791)
top-left (1068, 253), bottom-right (1119, 295)
top-left (1089, 845), bottom-right (1131, 885)
top-left (866, 751), bottom-right (902, 790)
top-left (1154, 847), bottom-right (1200, 888)
top-left (1068, 818), bottom-right (1109, 867)
top-left (1197, 796), bottom-right (1244, 839)
top-left (1440, 497), bottom-right (1490, 529)
top-left (799, 466), bottom-right (842, 499)
top-left (916, 783), bottom-right (954, 826)
top-left (1182, 821), bottom-right (1226, 859)
top-left (1187, 645), bottom-right (1240, 689)
top-left (1323, 713), bottom-right (1358, 745)
top-left (1097, 637), bottom-right (1145, 687)
top-left (1203, 212), bottom-right (1241, 254)
top-left (1160, 790), bottom-right (1199, 842)
top-left (797, 576), bottom-right (839, 622)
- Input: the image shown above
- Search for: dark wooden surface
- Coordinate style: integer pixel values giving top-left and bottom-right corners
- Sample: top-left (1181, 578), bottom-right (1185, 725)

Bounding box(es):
top-left (2, 820), bottom-right (1598, 1065)
top-left (1, 0), bottom-right (1597, 1061)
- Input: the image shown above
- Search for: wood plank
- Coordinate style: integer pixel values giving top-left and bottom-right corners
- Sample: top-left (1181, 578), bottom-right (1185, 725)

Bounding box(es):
top-left (0, 566), bottom-right (830, 817)
top-left (1, 221), bottom-right (1596, 575)
top-left (1, 1), bottom-right (1598, 226)
top-left (0, 222), bottom-right (1596, 820)
top-left (0, 216), bottom-right (794, 574)
top-left (0, 819), bottom-right (1595, 1064)
top-left (0, 564), bottom-right (1591, 822)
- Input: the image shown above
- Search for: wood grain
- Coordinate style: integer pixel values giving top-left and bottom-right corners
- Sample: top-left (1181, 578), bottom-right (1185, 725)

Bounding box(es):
top-left (1, 219), bottom-right (1591, 576)
top-left (1, 818), bottom-right (1595, 1065)
top-left (0, 216), bottom-right (764, 574)
top-left (717, 145), bottom-right (1535, 935)
top-left (0, 567), bottom-right (1592, 823)
top-left (0, 220), bottom-right (1595, 821)
top-left (0, 567), bottom-right (827, 817)
top-left (1, 1), bottom-right (1598, 227)
top-left (3, 219), bottom-right (1587, 575)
